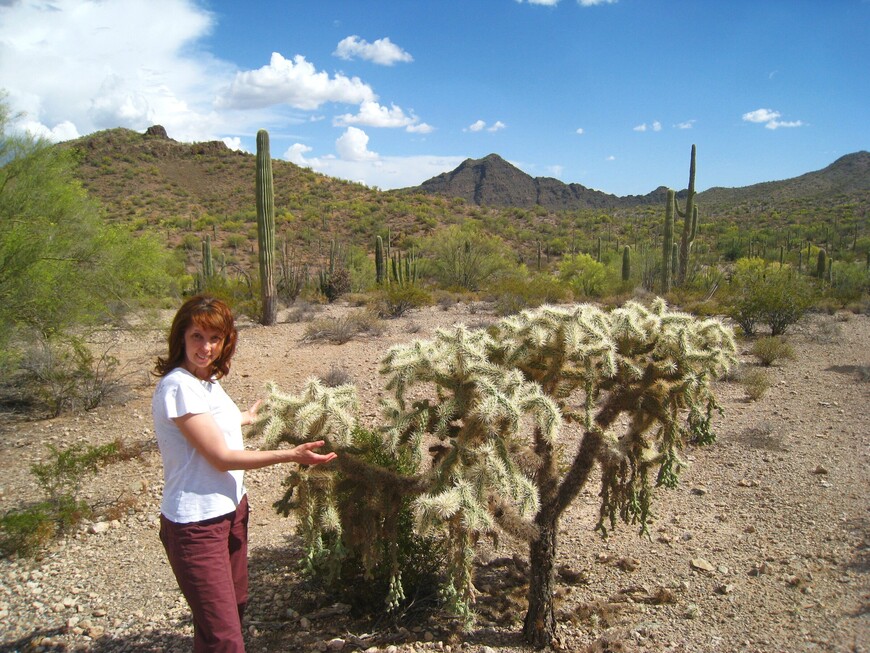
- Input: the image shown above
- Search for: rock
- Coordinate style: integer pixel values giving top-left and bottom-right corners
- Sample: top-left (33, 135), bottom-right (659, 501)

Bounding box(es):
top-left (812, 464), bottom-right (829, 474)
top-left (690, 558), bottom-right (715, 572)
top-left (88, 522), bottom-right (111, 534)
top-left (327, 637), bottom-right (346, 650)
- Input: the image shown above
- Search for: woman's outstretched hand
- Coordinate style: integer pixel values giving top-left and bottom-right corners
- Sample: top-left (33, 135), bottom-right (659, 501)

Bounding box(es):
top-left (290, 440), bottom-right (338, 466)
top-left (241, 399), bottom-right (263, 426)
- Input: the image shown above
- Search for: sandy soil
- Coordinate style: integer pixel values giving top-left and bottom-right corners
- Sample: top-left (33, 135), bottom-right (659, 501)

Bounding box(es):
top-left (0, 301), bottom-right (867, 653)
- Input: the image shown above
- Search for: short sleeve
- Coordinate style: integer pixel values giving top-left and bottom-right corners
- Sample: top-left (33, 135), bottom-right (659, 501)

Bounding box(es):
top-left (160, 377), bottom-right (210, 420)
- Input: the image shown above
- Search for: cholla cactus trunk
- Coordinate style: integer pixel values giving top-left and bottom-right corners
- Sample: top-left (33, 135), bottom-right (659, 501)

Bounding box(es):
top-left (256, 129), bottom-right (277, 325)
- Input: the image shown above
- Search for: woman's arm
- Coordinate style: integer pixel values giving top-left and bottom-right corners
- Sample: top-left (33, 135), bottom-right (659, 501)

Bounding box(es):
top-left (173, 411), bottom-right (337, 472)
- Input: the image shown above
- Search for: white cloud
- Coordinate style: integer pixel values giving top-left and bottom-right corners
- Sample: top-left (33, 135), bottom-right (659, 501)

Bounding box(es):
top-left (547, 165), bottom-right (564, 177)
top-left (284, 143), bottom-right (314, 165)
top-left (0, 0), bottom-right (235, 142)
top-left (333, 35), bottom-right (413, 66)
top-left (20, 119), bottom-right (80, 142)
top-left (576, 127), bottom-right (585, 135)
top-left (466, 119), bottom-right (505, 133)
top-left (579, 0), bottom-right (618, 5)
top-left (606, 155), bottom-right (616, 161)
top-left (652, 120), bottom-right (662, 132)
top-left (336, 126), bottom-right (378, 161)
top-left (467, 120), bottom-right (487, 132)
top-left (519, 0), bottom-right (561, 5)
top-left (742, 108), bottom-right (804, 130)
top-left (222, 136), bottom-right (243, 151)
top-left (634, 121), bottom-right (662, 133)
top-left (633, 123), bottom-right (648, 132)
top-left (217, 52), bottom-right (375, 111)
top-left (334, 99), bottom-right (431, 133)
top-left (675, 119), bottom-right (696, 129)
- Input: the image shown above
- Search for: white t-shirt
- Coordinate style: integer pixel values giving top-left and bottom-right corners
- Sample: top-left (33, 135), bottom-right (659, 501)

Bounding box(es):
top-left (152, 367), bottom-right (246, 523)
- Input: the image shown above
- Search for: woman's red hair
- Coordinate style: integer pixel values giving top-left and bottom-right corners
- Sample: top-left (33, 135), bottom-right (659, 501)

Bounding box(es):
top-left (154, 295), bottom-right (238, 379)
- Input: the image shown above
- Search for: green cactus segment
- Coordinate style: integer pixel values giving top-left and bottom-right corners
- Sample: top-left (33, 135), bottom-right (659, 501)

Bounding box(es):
top-left (202, 235), bottom-right (214, 280)
top-left (256, 129), bottom-right (277, 325)
top-left (662, 190), bottom-right (675, 293)
top-left (375, 235), bottom-right (386, 285)
top-left (816, 248), bottom-right (827, 280)
top-left (676, 144), bottom-right (699, 286)
top-left (622, 245), bottom-right (631, 282)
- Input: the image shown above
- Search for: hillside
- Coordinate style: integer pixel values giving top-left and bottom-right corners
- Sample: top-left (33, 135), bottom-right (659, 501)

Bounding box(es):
top-left (62, 127), bottom-right (869, 277)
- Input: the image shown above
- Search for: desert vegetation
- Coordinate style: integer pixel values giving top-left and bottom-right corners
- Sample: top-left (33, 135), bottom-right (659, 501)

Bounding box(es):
top-left (1, 98), bottom-right (868, 649)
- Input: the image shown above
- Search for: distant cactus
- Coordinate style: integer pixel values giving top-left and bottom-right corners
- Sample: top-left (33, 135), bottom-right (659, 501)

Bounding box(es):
top-left (676, 144), bottom-right (699, 286)
top-left (622, 245), bottom-right (631, 282)
top-left (662, 189), bottom-right (675, 293)
top-left (201, 235), bottom-right (214, 280)
top-left (254, 299), bottom-right (736, 646)
top-left (816, 248), bottom-right (827, 280)
top-left (256, 129), bottom-right (277, 325)
top-left (375, 235), bottom-right (386, 285)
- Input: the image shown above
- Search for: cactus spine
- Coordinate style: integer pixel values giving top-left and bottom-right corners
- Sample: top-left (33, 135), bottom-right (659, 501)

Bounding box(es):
top-left (662, 190), bottom-right (675, 294)
top-left (256, 129), bottom-right (277, 325)
top-left (621, 245), bottom-right (631, 282)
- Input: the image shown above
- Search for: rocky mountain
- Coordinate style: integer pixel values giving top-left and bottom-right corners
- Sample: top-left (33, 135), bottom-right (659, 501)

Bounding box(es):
top-left (412, 153), bottom-right (670, 210)
top-left (409, 151), bottom-right (870, 212)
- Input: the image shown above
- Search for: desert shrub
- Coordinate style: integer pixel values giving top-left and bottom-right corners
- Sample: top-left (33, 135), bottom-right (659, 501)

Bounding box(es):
top-left (0, 441), bottom-right (118, 558)
top-left (725, 258), bottom-right (815, 335)
top-left (423, 223), bottom-right (513, 291)
top-left (286, 300), bottom-right (323, 323)
top-left (741, 368), bottom-right (771, 401)
top-left (374, 284), bottom-right (432, 318)
top-left (558, 253), bottom-right (608, 298)
top-left (488, 271), bottom-right (570, 316)
top-left (319, 364), bottom-right (353, 388)
top-left (751, 336), bottom-right (795, 367)
top-left (4, 336), bottom-right (123, 417)
top-left (302, 310), bottom-right (384, 344)
top-left (827, 261), bottom-right (869, 308)
top-left (318, 267), bottom-right (351, 303)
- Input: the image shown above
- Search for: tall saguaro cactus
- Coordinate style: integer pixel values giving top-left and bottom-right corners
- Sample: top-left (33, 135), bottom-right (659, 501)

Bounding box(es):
top-left (256, 129), bottom-right (277, 325)
top-left (662, 190), bottom-right (675, 294)
top-left (676, 144), bottom-right (699, 286)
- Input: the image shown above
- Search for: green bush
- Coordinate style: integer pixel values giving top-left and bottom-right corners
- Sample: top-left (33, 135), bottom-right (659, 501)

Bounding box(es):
top-left (558, 253), bottom-right (608, 298)
top-left (488, 270), bottom-right (570, 316)
top-left (374, 284), bottom-right (432, 318)
top-left (726, 259), bottom-right (815, 336)
top-left (423, 223), bottom-right (513, 291)
top-left (1, 442), bottom-right (118, 557)
top-left (751, 336), bottom-right (795, 367)
top-left (740, 368), bottom-right (772, 401)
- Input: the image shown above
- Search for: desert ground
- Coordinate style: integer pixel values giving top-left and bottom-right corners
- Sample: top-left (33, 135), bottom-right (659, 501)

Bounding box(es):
top-left (0, 300), bottom-right (867, 653)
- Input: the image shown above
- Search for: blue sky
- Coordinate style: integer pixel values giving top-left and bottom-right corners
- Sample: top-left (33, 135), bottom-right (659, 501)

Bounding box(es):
top-left (1, 0), bottom-right (868, 196)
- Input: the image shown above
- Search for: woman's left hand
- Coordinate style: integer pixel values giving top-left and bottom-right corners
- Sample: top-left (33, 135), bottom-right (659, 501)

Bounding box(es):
top-left (290, 440), bottom-right (338, 466)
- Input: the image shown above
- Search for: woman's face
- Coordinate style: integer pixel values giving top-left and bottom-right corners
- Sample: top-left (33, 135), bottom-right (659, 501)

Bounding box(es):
top-left (182, 323), bottom-right (225, 380)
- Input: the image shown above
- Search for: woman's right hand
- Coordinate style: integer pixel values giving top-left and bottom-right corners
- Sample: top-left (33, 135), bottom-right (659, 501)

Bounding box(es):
top-left (289, 440), bottom-right (338, 466)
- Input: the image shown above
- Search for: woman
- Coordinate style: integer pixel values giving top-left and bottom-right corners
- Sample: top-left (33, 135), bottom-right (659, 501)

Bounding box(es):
top-left (152, 295), bottom-right (336, 652)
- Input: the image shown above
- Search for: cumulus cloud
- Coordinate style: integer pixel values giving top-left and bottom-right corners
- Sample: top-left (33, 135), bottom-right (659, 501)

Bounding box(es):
top-left (466, 119), bottom-right (505, 133)
top-left (742, 108), bottom-right (804, 130)
top-left (284, 142), bottom-right (314, 165)
top-left (518, 0), bottom-right (560, 5)
top-left (579, 0), bottom-right (618, 5)
top-left (336, 126), bottom-right (378, 161)
top-left (333, 35), bottom-right (413, 65)
top-left (634, 120), bottom-right (662, 133)
top-left (576, 127), bottom-right (585, 135)
top-left (217, 52), bottom-right (375, 110)
top-left (675, 119), bottom-right (696, 129)
top-left (334, 99), bottom-right (432, 133)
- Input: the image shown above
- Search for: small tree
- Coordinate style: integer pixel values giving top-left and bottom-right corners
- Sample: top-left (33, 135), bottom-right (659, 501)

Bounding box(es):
top-left (255, 299), bottom-right (735, 646)
top-left (726, 258), bottom-right (815, 336)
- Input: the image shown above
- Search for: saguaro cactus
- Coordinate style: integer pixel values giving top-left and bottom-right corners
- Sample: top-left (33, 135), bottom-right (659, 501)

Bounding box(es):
top-left (375, 235), bottom-right (386, 285)
top-left (676, 144), bottom-right (699, 286)
top-left (662, 190), bottom-right (675, 293)
top-left (621, 245), bottom-right (631, 282)
top-left (256, 129), bottom-right (277, 325)
top-left (201, 235), bottom-right (214, 280)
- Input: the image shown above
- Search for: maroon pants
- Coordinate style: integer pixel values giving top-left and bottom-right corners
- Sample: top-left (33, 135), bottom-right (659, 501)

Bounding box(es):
top-left (160, 496), bottom-right (249, 653)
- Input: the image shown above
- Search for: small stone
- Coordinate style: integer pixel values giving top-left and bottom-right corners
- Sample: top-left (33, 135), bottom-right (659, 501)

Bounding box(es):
top-left (88, 522), bottom-right (111, 534)
top-left (690, 558), bottom-right (715, 573)
top-left (327, 637), bottom-right (346, 651)
top-left (715, 584), bottom-right (734, 595)
top-left (299, 616), bottom-right (311, 629)
top-left (92, 609), bottom-right (107, 617)
top-left (691, 487), bottom-right (709, 496)
top-left (812, 465), bottom-right (829, 475)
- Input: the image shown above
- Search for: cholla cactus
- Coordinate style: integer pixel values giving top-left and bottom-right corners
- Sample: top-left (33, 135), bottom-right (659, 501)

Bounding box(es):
top-left (254, 299), bottom-right (736, 644)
